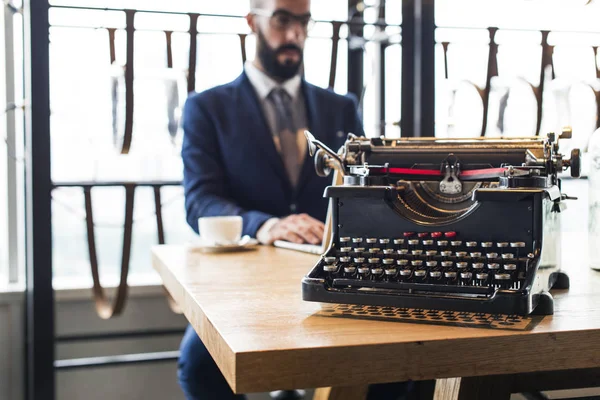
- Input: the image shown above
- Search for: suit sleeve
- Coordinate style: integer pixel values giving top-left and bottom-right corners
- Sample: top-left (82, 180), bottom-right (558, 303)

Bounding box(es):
top-left (181, 95), bottom-right (274, 237)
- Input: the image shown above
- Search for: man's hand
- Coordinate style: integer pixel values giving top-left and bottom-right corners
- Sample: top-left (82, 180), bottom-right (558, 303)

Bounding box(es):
top-left (264, 214), bottom-right (324, 245)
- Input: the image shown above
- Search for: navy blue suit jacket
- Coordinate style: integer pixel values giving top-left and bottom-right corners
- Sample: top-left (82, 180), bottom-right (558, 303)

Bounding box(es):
top-left (182, 72), bottom-right (364, 237)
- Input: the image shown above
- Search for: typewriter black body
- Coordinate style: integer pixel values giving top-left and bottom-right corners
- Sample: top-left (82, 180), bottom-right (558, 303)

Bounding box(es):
top-left (302, 130), bottom-right (580, 315)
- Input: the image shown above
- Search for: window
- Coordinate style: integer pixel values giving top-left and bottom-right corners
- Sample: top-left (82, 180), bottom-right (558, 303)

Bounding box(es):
top-left (1, 2), bottom-right (25, 288)
top-left (0, 3), bottom-right (8, 286)
top-left (435, 0), bottom-right (600, 148)
top-left (48, 1), bottom-right (366, 285)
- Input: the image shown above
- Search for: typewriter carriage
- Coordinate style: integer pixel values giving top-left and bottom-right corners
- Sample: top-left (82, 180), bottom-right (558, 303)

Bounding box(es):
top-left (303, 129), bottom-right (579, 316)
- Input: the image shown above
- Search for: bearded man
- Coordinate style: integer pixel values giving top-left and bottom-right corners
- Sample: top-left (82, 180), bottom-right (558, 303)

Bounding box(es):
top-left (179, 0), bottom-right (408, 398)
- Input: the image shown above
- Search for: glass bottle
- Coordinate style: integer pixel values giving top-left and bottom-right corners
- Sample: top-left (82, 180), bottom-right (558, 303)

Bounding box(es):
top-left (588, 128), bottom-right (600, 270)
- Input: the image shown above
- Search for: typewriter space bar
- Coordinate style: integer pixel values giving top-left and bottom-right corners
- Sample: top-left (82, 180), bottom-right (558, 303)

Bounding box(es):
top-left (332, 279), bottom-right (493, 296)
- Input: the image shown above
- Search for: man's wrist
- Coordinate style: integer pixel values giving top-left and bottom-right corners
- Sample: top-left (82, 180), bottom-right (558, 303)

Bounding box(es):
top-left (256, 217), bottom-right (280, 245)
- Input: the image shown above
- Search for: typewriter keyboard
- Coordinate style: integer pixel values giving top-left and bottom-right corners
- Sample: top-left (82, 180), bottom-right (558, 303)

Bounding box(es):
top-left (318, 233), bottom-right (533, 294)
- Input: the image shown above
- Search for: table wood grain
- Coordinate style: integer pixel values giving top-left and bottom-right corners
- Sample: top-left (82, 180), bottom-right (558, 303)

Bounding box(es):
top-left (152, 232), bottom-right (600, 394)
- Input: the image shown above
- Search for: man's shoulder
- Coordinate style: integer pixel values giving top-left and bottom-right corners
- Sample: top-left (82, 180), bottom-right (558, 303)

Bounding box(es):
top-left (303, 80), bottom-right (359, 108)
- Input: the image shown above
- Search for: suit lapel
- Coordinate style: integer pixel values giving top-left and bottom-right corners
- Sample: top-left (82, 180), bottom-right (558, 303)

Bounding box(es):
top-left (236, 73), bottom-right (290, 188)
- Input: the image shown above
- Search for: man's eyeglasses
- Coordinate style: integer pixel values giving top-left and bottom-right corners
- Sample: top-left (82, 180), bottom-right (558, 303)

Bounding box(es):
top-left (252, 8), bottom-right (314, 32)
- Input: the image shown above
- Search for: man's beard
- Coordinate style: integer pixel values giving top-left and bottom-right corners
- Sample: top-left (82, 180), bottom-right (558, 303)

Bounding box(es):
top-left (257, 29), bottom-right (303, 81)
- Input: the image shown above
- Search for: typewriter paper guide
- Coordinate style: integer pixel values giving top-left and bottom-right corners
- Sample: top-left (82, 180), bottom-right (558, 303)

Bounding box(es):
top-left (303, 132), bottom-right (580, 316)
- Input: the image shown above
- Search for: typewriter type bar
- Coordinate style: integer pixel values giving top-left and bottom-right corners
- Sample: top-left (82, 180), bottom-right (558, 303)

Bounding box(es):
top-left (302, 130), bottom-right (579, 315)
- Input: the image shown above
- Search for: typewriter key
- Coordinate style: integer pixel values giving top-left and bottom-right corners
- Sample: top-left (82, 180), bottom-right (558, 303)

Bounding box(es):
top-left (371, 267), bottom-right (384, 276)
top-left (418, 232), bottom-right (429, 238)
top-left (383, 249), bottom-right (395, 255)
top-left (354, 247), bottom-right (366, 253)
top-left (472, 262), bottom-right (485, 270)
top-left (383, 258), bottom-right (395, 265)
top-left (344, 266), bottom-right (357, 274)
top-left (393, 238), bottom-right (405, 245)
top-left (445, 271), bottom-right (457, 279)
top-left (426, 261), bottom-right (438, 267)
top-left (339, 247), bottom-right (353, 254)
top-left (324, 257), bottom-right (337, 264)
top-left (397, 259), bottom-right (409, 266)
top-left (369, 248), bottom-right (381, 254)
top-left (466, 241), bottom-right (478, 248)
top-left (486, 252), bottom-right (499, 259)
top-left (422, 240), bottom-right (434, 246)
top-left (470, 252), bottom-right (482, 258)
top-left (368, 258), bottom-right (381, 264)
top-left (442, 261), bottom-right (454, 268)
top-left (460, 272), bottom-right (473, 280)
top-left (476, 272), bottom-right (489, 281)
top-left (354, 257), bottom-right (366, 264)
top-left (501, 253), bottom-right (515, 259)
top-left (440, 251), bottom-right (453, 257)
top-left (408, 239), bottom-right (419, 246)
top-left (504, 263), bottom-right (517, 271)
top-left (399, 269), bottom-right (412, 279)
top-left (481, 242), bottom-right (493, 248)
top-left (497, 242), bottom-right (509, 248)
top-left (403, 232), bottom-right (415, 238)
top-left (366, 238), bottom-right (378, 244)
top-left (455, 251), bottom-right (467, 257)
top-left (384, 268), bottom-right (397, 275)
top-left (451, 241), bottom-right (462, 247)
top-left (431, 232), bottom-right (443, 238)
top-left (411, 260), bottom-right (423, 267)
top-left (339, 256), bottom-right (352, 263)
top-left (352, 238), bottom-right (363, 244)
top-left (444, 231), bottom-right (457, 238)
top-left (323, 265), bottom-right (337, 272)
top-left (358, 266), bottom-right (370, 275)
top-left (456, 262), bottom-right (468, 269)
top-left (429, 271), bottom-right (442, 279)
top-left (411, 249), bottom-right (424, 256)
top-left (414, 270), bottom-right (427, 277)
top-left (437, 240), bottom-right (449, 247)
top-left (510, 242), bottom-right (526, 248)
top-left (339, 237), bottom-right (351, 243)
top-left (487, 263), bottom-right (500, 270)
top-left (379, 238), bottom-right (390, 245)
top-left (425, 250), bottom-right (437, 256)
top-left (495, 273), bottom-right (513, 289)
top-left (397, 249), bottom-right (409, 255)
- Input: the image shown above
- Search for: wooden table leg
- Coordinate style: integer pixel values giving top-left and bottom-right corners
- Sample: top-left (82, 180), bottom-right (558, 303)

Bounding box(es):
top-left (434, 376), bottom-right (512, 400)
top-left (313, 385), bottom-right (369, 400)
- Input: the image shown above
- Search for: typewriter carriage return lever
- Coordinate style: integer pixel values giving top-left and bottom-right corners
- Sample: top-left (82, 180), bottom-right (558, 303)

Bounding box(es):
top-left (302, 128), bottom-right (580, 316)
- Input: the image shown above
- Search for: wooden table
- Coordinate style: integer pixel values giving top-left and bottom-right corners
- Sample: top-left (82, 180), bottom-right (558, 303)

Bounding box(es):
top-left (152, 233), bottom-right (600, 400)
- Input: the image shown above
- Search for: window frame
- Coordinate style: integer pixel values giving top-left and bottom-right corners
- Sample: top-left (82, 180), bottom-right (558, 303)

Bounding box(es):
top-left (1, 2), bottom-right (21, 286)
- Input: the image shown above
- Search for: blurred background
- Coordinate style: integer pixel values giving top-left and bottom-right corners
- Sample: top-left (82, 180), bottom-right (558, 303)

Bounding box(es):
top-left (1, 0), bottom-right (599, 399)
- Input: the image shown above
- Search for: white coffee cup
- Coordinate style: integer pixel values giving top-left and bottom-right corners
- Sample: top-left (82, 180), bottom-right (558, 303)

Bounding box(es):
top-left (198, 216), bottom-right (243, 245)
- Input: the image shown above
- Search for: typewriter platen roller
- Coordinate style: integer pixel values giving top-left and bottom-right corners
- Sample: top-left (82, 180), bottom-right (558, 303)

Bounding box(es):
top-left (302, 129), bottom-right (580, 315)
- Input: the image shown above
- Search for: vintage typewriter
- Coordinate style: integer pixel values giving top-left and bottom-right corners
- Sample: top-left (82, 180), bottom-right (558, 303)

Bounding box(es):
top-left (302, 129), bottom-right (580, 315)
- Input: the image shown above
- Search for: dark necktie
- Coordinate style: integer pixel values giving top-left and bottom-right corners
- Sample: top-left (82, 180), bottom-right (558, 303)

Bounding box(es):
top-left (268, 88), bottom-right (301, 188)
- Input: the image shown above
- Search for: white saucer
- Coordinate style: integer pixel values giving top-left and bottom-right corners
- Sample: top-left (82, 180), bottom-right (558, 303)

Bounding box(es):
top-left (187, 235), bottom-right (259, 253)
